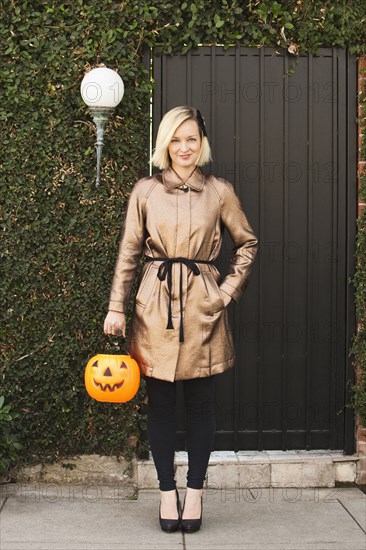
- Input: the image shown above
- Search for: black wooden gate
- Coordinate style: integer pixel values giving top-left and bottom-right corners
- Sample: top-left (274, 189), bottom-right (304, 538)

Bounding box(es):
top-left (148, 46), bottom-right (357, 453)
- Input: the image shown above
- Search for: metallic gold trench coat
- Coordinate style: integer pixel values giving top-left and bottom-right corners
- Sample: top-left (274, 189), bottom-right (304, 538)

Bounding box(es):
top-left (108, 167), bottom-right (258, 382)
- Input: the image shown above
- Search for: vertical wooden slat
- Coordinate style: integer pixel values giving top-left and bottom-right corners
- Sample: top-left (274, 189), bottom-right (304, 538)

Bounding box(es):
top-left (306, 53), bottom-right (313, 450)
top-left (162, 54), bottom-right (167, 114)
top-left (210, 45), bottom-right (216, 167)
top-left (344, 47), bottom-right (357, 454)
top-left (334, 48), bottom-right (345, 450)
top-left (233, 46), bottom-right (241, 450)
top-left (282, 51), bottom-right (289, 449)
top-left (257, 46), bottom-right (265, 450)
top-left (330, 47), bottom-right (338, 449)
top-left (235, 46), bottom-right (240, 190)
top-left (186, 50), bottom-right (192, 105)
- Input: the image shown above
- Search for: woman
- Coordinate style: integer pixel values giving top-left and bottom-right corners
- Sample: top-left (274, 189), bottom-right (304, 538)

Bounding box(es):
top-left (104, 106), bottom-right (258, 533)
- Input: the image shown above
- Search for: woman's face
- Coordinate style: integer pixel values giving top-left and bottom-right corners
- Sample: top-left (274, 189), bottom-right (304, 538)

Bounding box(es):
top-left (168, 118), bottom-right (202, 171)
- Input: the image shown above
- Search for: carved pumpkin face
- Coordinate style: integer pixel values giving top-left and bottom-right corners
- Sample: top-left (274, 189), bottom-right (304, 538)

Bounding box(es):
top-left (84, 354), bottom-right (140, 403)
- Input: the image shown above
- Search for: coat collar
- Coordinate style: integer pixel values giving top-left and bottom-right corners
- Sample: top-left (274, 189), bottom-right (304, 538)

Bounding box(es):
top-left (161, 166), bottom-right (206, 192)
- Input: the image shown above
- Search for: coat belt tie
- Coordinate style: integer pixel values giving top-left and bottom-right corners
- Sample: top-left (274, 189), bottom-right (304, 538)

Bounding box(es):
top-left (144, 256), bottom-right (215, 343)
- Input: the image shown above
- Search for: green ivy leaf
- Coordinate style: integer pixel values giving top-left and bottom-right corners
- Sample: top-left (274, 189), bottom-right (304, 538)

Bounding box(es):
top-left (214, 14), bottom-right (224, 28)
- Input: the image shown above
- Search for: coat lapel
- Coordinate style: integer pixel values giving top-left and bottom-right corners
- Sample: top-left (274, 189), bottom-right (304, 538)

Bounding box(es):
top-left (161, 166), bottom-right (206, 192)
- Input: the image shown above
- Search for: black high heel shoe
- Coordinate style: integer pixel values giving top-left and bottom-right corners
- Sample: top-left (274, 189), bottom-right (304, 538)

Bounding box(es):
top-left (181, 494), bottom-right (203, 533)
top-left (159, 489), bottom-right (181, 533)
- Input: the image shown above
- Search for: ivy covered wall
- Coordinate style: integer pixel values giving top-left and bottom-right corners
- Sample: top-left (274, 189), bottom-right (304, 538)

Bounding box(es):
top-left (1, 0), bottom-right (366, 471)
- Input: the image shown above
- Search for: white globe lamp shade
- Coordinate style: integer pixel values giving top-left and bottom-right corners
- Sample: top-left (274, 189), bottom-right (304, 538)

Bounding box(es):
top-left (80, 67), bottom-right (124, 108)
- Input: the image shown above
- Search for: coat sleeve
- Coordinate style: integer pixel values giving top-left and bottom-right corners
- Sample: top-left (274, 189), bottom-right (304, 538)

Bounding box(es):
top-left (108, 180), bottom-right (147, 313)
top-left (218, 179), bottom-right (258, 303)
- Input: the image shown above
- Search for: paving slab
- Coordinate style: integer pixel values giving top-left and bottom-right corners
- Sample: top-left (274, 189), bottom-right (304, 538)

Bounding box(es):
top-left (0, 486), bottom-right (182, 550)
top-left (181, 487), bottom-right (366, 550)
top-left (0, 485), bottom-right (365, 550)
top-left (335, 488), bottom-right (366, 531)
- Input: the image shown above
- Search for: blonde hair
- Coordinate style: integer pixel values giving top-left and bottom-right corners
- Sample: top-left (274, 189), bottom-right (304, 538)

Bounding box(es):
top-left (151, 105), bottom-right (212, 170)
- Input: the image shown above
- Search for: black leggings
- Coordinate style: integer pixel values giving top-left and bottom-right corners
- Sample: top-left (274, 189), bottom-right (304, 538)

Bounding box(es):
top-left (144, 375), bottom-right (216, 491)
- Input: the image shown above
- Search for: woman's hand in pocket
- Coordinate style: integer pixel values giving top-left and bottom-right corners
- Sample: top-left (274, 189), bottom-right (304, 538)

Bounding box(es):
top-left (103, 311), bottom-right (126, 337)
top-left (219, 289), bottom-right (232, 308)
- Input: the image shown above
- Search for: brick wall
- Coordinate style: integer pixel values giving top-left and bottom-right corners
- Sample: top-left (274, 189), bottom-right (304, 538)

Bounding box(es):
top-left (356, 54), bottom-right (366, 485)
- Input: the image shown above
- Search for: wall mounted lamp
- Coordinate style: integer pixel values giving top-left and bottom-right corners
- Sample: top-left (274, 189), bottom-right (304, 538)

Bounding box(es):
top-left (80, 66), bottom-right (124, 188)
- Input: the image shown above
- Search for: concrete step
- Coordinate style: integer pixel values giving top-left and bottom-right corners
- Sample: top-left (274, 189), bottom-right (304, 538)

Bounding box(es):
top-left (14, 451), bottom-right (360, 489)
top-left (137, 450), bottom-right (360, 489)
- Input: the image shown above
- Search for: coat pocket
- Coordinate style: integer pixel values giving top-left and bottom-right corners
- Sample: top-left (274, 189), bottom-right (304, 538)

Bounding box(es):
top-left (202, 271), bottom-right (225, 314)
top-left (135, 264), bottom-right (159, 307)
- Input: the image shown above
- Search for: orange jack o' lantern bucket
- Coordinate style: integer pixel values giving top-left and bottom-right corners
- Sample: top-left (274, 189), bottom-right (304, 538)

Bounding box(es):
top-left (84, 353), bottom-right (140, 403)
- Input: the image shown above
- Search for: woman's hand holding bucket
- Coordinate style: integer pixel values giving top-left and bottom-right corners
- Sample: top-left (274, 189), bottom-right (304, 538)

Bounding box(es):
top-left (103, 311), bottom-right (126, 337)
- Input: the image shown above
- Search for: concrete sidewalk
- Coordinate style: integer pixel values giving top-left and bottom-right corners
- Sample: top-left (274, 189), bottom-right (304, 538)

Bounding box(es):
top-left (0, 483), bottom-right (365, 550)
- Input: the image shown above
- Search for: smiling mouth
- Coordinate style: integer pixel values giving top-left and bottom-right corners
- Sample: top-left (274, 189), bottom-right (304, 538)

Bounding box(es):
top-left (93, 379), bottom-right (125, 392)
